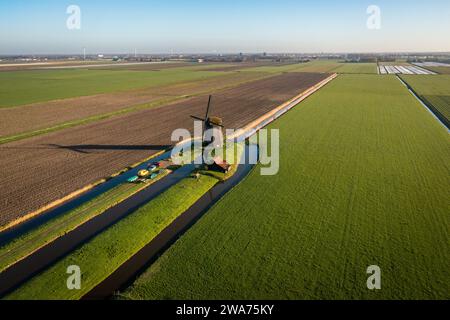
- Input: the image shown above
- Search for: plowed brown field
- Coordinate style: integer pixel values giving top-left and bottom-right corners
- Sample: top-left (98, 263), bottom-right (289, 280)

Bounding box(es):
top-left (0, 72), bottom-right (330, 228)
top-left (202, 62), bottom-right (294, 72)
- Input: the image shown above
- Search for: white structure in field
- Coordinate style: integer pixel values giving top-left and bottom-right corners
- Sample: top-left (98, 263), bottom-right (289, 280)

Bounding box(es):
top-left (378, 65), bottom-right (436, 75)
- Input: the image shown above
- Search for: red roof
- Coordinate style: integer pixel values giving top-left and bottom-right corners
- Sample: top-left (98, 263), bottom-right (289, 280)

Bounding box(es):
top-left (212, 156), bottom-right (231, 171)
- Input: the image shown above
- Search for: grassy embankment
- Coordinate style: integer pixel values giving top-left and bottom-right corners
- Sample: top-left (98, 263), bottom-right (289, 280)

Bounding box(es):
top-left (0, 170), bottom-right (170, 273)
top-left (122, 74), bottom-right (450, 300)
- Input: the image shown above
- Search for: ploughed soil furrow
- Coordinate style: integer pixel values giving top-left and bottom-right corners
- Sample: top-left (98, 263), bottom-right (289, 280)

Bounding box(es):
top-left (0, 72), bottom-right (329, 228)
top-left (0, 72), bottom-right (266, 137)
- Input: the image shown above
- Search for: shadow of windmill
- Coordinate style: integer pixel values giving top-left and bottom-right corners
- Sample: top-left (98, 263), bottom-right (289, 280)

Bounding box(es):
top-left (47, 144), bottom-right (171, 154)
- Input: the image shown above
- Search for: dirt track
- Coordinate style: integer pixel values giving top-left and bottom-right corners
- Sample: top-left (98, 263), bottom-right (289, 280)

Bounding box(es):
top-left (0, 72), bottom-right (329, 228)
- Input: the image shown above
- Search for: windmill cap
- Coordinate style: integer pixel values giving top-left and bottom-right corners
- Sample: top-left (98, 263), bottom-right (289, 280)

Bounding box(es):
top-left (208, 116), bottom-right (223, 126)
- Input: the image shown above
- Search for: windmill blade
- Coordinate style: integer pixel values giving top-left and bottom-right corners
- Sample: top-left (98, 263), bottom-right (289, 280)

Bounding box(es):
top-left (190, 115), bottom-right (205, 122)
top-left (204, 95), bottom-right (212, 121)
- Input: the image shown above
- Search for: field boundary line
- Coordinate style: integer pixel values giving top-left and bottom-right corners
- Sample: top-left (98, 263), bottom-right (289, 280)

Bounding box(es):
top-left (396, 75), bottom-right (450, 132)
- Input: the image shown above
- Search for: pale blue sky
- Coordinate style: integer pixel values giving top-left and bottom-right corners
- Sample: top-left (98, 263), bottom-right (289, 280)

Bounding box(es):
top-left (0, 0), bottom-right (449, 54)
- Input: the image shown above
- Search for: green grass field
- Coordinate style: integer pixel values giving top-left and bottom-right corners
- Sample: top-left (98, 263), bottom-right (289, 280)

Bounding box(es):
top-left (421, 66), bottom-right (450, 74)
top-left (333, 63), bottom-right (377, 74)
top-left (400, 74), bottom-right (450, 123)
top-left (0, 68), bottom-right (224, 108)
top-left (5, 174), bottom-right (218, 300)
top-left (245, 60), bottom-right (341, 73)
top-left (378, 61), bottom-right (410, 66)
top-left (122, 74), bottom-right (450, 300)
top-left (295, 60), bottom-right (341, 73)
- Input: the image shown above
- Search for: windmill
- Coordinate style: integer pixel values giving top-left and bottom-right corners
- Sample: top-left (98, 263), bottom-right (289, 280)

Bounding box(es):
top-left (191, 95), bottom-right (224, 149)
top-left (190, 95), bottom-right (231, 172)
